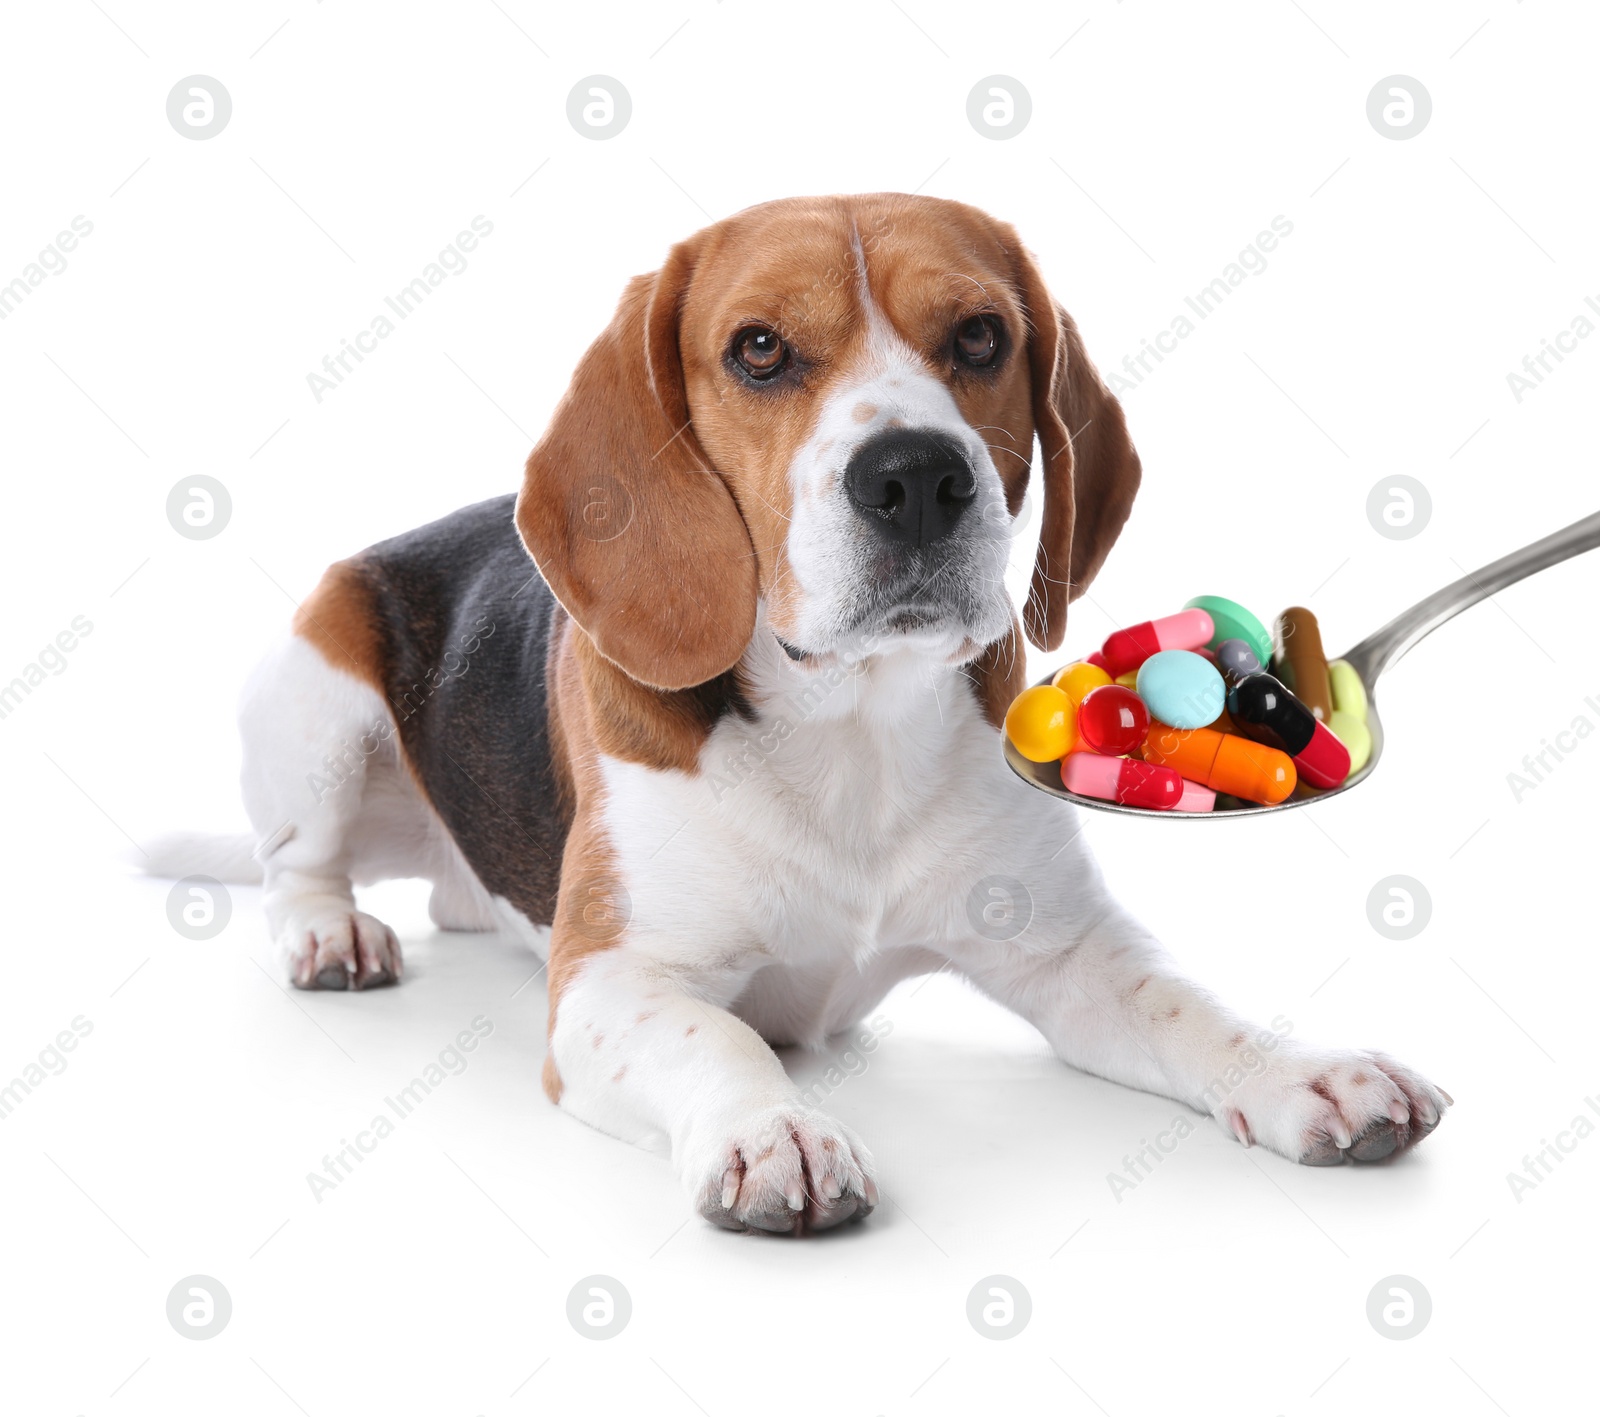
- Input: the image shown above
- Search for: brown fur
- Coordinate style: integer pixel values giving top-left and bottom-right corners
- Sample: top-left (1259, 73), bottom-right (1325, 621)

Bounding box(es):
top-left (571, 629), bottom-right (746, 774)
top-left (542, 1055), bottom-right (564, 1104)
top-left (514, 239), bottom-right (761, 693)
top-left (316, 196), bottom-right (1144, 1077)
top-left (292, 557), bottom-right (384, 691)
top-left (538, 605), bottom-right (756, 1064)
top-left (961, 619), bottom-right (1028, 731)
top-left (516, 193), bottom-right (1140, 697)
top-left (1008, 243), bottom-right (1144, 651)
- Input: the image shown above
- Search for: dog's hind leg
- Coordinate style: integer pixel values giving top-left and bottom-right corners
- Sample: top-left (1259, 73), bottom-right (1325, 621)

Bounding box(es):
top-left (240, 634), bottom-right (406, 990)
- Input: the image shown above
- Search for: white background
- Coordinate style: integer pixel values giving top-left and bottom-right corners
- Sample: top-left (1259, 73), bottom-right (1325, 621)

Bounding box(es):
top-left (3, 1), bottom-right (1598, 1413)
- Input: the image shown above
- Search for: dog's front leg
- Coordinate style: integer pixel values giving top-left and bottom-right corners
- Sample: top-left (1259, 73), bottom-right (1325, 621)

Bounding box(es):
top-left (950, 843), bottom-right (1450, 1165)
top-left (546, 949), bottom-right (877, 1232)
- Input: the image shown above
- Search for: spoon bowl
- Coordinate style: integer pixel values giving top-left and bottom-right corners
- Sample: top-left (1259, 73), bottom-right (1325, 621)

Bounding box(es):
top-left (1006, 509), bottom-right (1600, 817)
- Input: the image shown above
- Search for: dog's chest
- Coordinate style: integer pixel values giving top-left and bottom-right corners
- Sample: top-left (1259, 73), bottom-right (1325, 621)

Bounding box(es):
top-left (599, 661), bottom-right (1013, 976)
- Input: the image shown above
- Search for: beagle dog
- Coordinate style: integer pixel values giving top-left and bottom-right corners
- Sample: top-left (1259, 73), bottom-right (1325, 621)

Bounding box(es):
top-left (164, 194), bottom-right (1449, 1234)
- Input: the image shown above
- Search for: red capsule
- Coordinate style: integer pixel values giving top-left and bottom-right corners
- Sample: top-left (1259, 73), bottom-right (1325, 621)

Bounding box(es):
top-left (1063, 752), bottom-right (1184, 809)
top-left (1098, 608), bottom-right (1214, 677)
top-left (1291, 718), bottom-right (1352, 789)
top-left (1077, 685), bottom-right (1151, 756)
top-left (1226, 672), bottom-right (1352, 790)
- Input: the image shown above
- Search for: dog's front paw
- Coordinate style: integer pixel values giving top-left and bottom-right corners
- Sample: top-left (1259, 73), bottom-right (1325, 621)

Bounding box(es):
top-left (1221, 1048), bottom-right (1451, 1166)
top-left (683, 1106), bottom-right (878, 1235)
top-left (281, 909), bottom-right (402, 990)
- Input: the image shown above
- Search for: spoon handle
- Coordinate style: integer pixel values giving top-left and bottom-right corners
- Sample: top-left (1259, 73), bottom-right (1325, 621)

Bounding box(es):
top-left (1343, 509), bottom-right (1600, 688)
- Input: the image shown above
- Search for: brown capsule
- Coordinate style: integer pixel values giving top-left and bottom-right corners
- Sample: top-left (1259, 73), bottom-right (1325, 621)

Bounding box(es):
top-left (1272, 606), bottom-right (1334, 721)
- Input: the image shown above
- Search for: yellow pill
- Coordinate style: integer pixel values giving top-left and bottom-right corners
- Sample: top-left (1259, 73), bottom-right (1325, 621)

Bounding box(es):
top-left (1005, 685), bottom-right (1078, 763)
top-left (1327, 659), bottom-right (1368, 725)
top-left (1052, 660), bottom-right (1113, 706)
top-left (1327, 708), bottom-right (1372, 776)
top-left (1116, 670), bottom-right (1140, 690)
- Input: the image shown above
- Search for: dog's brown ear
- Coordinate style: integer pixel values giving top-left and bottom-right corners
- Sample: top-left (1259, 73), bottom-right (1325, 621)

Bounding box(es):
top-left (516, 238), bottom-right (758, 690)
top-left (1010, 240), bottom-right (1142, 652)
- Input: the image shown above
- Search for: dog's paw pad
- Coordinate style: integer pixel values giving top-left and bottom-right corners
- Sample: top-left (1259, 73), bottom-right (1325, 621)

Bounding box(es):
top-left (1221, 1048), bottom-right (1449, 1167)
top-left (285, 911), bottom-right (402, 991)
top-left (688, 1107), bottom-right (876, 1235)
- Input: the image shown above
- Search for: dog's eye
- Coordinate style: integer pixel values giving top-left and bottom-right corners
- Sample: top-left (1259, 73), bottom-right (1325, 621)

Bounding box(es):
top-left (954, 315), bottom-right (1000, 368)
top-left (733, 326), bottom-right (787, 379)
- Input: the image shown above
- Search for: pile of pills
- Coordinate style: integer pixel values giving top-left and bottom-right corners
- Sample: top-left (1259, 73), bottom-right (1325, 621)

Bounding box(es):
top-left (1004, 597), bottom-right (1373, 812)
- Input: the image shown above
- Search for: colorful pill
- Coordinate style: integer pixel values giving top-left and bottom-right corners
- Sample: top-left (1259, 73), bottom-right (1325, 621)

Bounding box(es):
top-left (1226, 672), bottom-right (1351, 790)
top-left (1004, 685), bottom-right (1078, 763)
top-left (1174, 779), bottom-right (1217, 812)
top-left (1135, 650), bottom-right (1225, 730)
top-left (1328, 708), bottom-right (1372, 776)
top-left (1085, 651), bottom-right (1111, 672)
top-left (1063, 752), bottom-right (1185, 810)
top-left (1099, 608), bottom-right (1214, 677)
top-left (1116, 670), bottom-right (1140, 690)
top-left (1272, 607), bottom-right (1334, 721)
top-left (1142, 721), bottom-right (1297, 805)
top-left (1214, 637), bottom-right (1261, 679)
top-left (1183, 595), bottom-right (1273, 669)
top-left (1052, 659), bottom-right (1113, 706)
top-left (1078, 685), bottom-right (1151, 755)
top-left (1327, 659), bottom-right (1368, 724)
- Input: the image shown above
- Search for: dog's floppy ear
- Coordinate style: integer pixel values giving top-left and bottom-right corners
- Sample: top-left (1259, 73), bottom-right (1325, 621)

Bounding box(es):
top-left (516, 238), bottom-right (758, 690)
top-left (1009, 239), bottom-right (1142, 653)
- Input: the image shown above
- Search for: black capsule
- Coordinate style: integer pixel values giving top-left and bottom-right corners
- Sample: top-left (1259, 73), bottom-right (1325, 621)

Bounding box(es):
top-left (1226, 672), bottom-right (1316, 756)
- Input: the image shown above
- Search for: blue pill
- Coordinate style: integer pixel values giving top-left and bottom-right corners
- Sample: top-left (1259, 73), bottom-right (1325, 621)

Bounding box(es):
top-left (1215, 637), bottom-right (1262, 677)
top-left (1135, 649), bottom-right (1225, 729)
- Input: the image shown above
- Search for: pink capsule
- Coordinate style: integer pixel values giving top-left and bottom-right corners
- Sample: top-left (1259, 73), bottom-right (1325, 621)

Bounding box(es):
top-left (1174, 779), bottom-right (1216, 813)
top-left (1062, 752), bottom-right (1185, 810)
top-left (1099, 608), bottom-right (1214, 677)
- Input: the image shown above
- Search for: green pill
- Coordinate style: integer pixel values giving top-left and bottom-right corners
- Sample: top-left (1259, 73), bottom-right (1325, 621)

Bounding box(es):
top-left (1183, 595), bottom-right (1273, 669)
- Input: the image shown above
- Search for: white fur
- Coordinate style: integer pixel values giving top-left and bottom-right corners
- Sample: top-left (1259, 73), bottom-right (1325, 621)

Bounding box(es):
top-left (170, 299), bottom-right (1447, 1223)
top-left (545, 608), bottom-right (1448, 1228)
top-left (173, 601), bottom-right (1449, 1227)
top-left (234, 636), bottom-right (513, 987)
top-left (781, 292), bottom-right (1015, 659)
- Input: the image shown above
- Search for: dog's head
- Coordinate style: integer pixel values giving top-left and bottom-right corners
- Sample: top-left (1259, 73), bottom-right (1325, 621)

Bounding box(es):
top-left (517, 194), bottom-right (1140, 690)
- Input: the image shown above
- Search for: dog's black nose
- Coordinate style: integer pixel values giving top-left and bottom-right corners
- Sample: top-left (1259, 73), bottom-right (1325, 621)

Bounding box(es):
top-left (843, 429), bottom-right (977, 548)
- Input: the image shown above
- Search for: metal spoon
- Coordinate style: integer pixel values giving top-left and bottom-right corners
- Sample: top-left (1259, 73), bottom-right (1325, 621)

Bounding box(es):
top-left (1005, 509), bottom-right (1600, 817)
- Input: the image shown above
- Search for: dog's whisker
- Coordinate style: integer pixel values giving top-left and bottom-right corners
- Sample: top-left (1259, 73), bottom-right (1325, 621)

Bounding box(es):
top-left (984, 442), bottom-right (1032, 470)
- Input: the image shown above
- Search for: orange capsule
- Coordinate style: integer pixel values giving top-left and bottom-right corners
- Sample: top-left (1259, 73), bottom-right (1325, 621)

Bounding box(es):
top-left (1141, 721), bottom-right (1296, 805)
